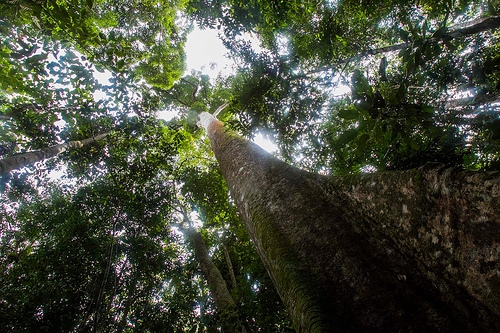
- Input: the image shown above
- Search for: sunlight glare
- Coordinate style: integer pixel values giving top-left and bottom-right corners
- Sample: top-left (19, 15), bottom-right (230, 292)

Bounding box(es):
top-left (252, 132), bottom-right (278, 153)
top-left (184, 25), bottom-right (232, 77)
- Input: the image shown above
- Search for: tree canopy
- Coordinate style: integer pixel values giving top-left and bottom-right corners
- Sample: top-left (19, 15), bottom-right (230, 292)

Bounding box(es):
top-left (1, 0), bottom-right (500, 331)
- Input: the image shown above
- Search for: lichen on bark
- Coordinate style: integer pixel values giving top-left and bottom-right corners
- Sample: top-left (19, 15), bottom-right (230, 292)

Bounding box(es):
top-left (324, 165), bottom-right (500, 321)
top-left (202, 115), bottom-right (500, 332)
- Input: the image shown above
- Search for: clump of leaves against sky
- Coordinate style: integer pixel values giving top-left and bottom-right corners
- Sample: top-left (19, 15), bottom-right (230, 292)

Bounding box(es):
top-left (1, 0), bottom-right (500, 331)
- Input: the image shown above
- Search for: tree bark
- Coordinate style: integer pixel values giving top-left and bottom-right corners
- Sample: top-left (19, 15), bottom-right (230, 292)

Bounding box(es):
top-left (198, 112), bottom-right (500, 332)
top-left (329, 15), bottom-right (500, 67)
top-left (222, 243), bottom-right (238, 290)
top-left (186, 228), bottom-right (246, 333)
top-left (0, 133), bottom-right (108, 175)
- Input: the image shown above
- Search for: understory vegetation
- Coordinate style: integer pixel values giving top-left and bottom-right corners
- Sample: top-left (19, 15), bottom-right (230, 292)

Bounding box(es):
top-left (1, 0), bottom-right (499, 331)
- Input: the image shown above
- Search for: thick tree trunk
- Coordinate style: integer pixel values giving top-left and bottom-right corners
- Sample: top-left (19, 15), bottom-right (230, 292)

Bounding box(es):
top-left (186, 228), bottom-right (246, 333)
top-left (0, 133), bottom-right (108, 175)
top-left (198, 112), bottom-right (500, 332)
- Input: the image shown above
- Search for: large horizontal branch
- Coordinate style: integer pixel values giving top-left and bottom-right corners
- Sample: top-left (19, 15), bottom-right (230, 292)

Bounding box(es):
top-left (0, 133), bottom-right (108, 175)
top-left (330, 15), bottom-right (500, 67)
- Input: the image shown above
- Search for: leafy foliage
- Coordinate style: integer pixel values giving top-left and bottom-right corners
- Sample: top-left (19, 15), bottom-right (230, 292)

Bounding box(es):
top-left (209, 1), bottom-right (500, 173)
top-left (0, 0), bottom-right (188, 89)
top-left (2, 0), bottom-right (500, 331)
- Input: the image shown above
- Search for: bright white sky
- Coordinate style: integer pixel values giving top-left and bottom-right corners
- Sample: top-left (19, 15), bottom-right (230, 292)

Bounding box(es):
top-left (184, 26), bottom-right (233, 78)
top-left (183, 26), bottom-right (278, 153)
top-left (55, 25), bottom-right (276, 165)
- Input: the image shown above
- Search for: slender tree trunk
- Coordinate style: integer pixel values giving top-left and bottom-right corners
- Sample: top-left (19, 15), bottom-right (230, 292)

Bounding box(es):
top-left (328, 15), bottom-right (500, 67)
top-left (198, 112), bottom-right (500, 332)
top-left (0, 103), bottom-right (36, 120)
top-left (116, 275), bottom-right (138, 333)
top-left (0, 133), bottom-right (108, 175)
top-left (186, 227), bottom-right (246, 333)
top-left (445, 93), bottom-right (500, 110)
top-left (222, 243), bottom-right (237, 290)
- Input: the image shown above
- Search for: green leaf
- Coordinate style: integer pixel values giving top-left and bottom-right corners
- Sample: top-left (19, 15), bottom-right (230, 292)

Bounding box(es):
top-left (432, 27), bottom-right (448, 38)
top-left (355, 101), bottom-right (372, 113)
top-left (398, 29), bottom-right (410, 41)
top-left (338, 108), bottom-right (359, 120)
top-left (356, 133), bottom-right (370, 152)
top-left (396, 83), bottom-right (407, 102)
top-left (336, 128), bottom-right (359, 146)
top-left (351, 69), bottom-right (373, 99)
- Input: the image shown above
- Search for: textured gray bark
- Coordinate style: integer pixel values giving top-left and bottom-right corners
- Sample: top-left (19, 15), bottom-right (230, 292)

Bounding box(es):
top-left (326, 166), bottom-right (500, 318)
top-left (201, 114), bottom-right (500, 332)
top-left (0, 133), bottom-right (108, 175)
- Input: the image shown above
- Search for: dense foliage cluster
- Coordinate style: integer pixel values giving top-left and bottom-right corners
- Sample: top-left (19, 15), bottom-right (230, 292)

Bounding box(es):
top-left (1, 0), bottom-right (499, 331)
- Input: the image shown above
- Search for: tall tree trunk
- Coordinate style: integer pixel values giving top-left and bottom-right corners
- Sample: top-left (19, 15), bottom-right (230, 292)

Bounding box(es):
top-left (198, 112), bottom-right (500, 332)
top-left (0, 133), bottom-right (108, 175)
top-left (186, 227), bottom-right (246, 333)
